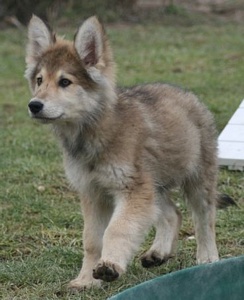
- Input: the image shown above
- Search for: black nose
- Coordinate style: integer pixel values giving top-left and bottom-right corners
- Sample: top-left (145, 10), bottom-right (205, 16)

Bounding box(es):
top-left (28, 101), bottom-right (44, 114)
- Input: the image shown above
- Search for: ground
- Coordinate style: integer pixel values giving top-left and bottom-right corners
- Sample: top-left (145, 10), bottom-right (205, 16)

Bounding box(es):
top-left (0, 12), bottom-right (243, 300)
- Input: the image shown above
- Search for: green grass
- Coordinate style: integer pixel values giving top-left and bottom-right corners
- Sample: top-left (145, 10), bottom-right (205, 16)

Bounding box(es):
top-left (0, 19), bottom-right (244, 300)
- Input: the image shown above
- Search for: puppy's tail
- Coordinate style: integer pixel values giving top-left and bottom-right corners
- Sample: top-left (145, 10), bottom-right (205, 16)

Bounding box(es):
top-left (217, 194), bottom-right (237, 209)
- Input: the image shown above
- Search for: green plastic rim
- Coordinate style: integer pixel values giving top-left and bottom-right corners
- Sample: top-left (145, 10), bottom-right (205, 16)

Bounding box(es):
top-left (108, 256), bottom-right (244, 300)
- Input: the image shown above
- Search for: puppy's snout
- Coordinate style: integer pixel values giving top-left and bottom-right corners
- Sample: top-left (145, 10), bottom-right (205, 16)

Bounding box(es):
top-left (28, 100), bottom-right (44, 114)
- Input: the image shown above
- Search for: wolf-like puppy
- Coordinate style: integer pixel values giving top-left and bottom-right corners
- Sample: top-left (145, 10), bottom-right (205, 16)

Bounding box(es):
top-left (26, 15), bottom-right (223, 290)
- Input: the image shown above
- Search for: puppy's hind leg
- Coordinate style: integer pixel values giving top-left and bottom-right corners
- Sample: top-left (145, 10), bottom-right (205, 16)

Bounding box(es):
top-left (141, 191), bottom-right (182, 268)
top-left (184, 177), bottom-right (219, 264)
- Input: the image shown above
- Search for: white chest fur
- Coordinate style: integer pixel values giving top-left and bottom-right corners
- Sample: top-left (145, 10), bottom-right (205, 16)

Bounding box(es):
top-left (63, 154), bottom-right (133, 197)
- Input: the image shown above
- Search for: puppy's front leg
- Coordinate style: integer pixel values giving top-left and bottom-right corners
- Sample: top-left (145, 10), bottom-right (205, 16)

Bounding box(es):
top-left (68, 197), bottom-right (112, 291)
top-left (93, 177), bottom-right (157, 282)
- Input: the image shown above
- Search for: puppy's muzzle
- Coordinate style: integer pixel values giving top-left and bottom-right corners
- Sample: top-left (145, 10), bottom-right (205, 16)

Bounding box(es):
top-left (28, 100), bottom-right (44, 114)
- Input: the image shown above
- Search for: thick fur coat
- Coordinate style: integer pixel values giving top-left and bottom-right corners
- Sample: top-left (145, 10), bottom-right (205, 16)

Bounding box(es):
top-left (26, 16), bottom-right (222, 290)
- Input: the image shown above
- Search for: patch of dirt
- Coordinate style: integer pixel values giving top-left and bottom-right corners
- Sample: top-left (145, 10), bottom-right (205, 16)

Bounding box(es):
top-left (2, 103), bottom-right (16, 113)
top-left (137, 0), bottom-right (244, 24)
top-left (1, 0), bottom-right (244, 29)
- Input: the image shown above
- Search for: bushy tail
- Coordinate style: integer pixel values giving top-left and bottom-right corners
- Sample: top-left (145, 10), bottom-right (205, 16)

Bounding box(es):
top-left (217, 194), bottom-right (237, 209)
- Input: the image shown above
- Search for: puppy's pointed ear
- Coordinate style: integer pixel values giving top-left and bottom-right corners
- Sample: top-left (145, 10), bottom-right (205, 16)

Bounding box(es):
top-left (26, 15), bottom-right (55, 65)
top-left (74, 16), bottom-right (105, 67)
top-left (74, 16), bottom-right (116, 87)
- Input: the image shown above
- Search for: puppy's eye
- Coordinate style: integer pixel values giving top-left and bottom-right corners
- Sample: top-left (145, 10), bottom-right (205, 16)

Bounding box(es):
top-left (36, 77), bottom-right (42, 86)
top-left (59, 78), bottom-right (72, 88)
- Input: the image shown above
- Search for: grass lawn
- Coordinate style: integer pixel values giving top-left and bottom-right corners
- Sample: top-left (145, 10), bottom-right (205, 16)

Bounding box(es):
top-left (0, 18), bottom-right (244, 299)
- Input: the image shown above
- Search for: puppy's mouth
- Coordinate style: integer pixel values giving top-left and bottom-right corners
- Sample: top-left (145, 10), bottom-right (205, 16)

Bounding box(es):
top-left (31, 114), bottom-right (64, 123)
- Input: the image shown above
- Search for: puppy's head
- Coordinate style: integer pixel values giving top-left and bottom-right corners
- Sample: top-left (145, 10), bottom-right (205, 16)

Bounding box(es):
top-left (25, 15), bottom-right (116, 124)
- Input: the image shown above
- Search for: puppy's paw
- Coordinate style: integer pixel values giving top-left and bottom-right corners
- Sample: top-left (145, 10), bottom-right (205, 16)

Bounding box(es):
top-left (197, 255), bottom-right (219, 265)
top-left (140, 250), bottom-right (171, 268)
top-left (93, 261), bottom-right (124, 282)
top-left (68, 276), bottom-right (101, 292)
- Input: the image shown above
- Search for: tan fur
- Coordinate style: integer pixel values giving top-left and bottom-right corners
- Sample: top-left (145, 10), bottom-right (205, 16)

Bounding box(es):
top-left (26, 15), bottom-right (220, 290)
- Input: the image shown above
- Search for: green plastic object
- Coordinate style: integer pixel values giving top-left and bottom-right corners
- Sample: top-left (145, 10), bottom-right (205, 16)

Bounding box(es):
top-left (108, 256), bottom-right (244, 300)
